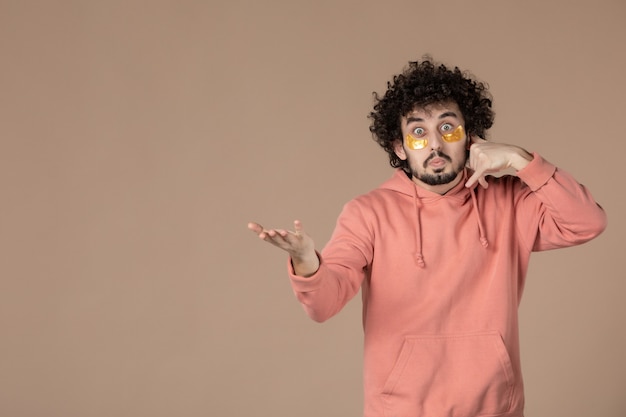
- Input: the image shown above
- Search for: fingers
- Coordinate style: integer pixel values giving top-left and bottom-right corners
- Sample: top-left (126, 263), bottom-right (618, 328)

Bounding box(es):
top-left (293, 219), bottom-right (304, 236)
top-left (248, 221), bottom-right (273, 239)
top-left (465, 172), bottom-right (489, 189)
top-left (248, 220), bottom-right (305, 236)
top-left (465, 162), bottom-right (489, 188)
top-left (247, 220), bottom-right (308, 250)
top-left (465, 140), bottom-right (493, 189)
top-left (247, 222), bottom-right (263, 234)
top-left (465, 171), bottom-right (480, 188)
top-left (465, 149), bottom-right (482, 182)
top-left (249, 224), bottom-right (286, 240)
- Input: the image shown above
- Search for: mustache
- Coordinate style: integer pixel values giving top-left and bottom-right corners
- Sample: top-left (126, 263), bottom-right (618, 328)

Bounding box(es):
top-left (423, 151), bottom-right (452, 167)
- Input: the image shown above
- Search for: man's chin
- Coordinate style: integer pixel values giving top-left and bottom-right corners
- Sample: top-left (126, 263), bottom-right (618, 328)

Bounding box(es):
top-left (415, 169), bottom-right (461, 186)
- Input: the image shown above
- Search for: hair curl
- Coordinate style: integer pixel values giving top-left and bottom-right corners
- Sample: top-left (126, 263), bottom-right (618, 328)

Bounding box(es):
top-left (368, 57), bottom-right (494, 171)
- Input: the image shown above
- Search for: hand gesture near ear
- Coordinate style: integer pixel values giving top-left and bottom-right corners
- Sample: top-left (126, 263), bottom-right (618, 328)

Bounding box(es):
top-left (247, 220), bottom-right (320, 277)
top-left (465, 136), bottom-right (533, 189)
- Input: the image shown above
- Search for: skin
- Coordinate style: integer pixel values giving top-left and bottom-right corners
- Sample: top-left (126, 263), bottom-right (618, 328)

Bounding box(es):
top-left (247, 220), bottom-right (319, 277)
top-left (395, 102), bottom-right (469, 195)
top-left (248, 101), bottom-right (533, 277)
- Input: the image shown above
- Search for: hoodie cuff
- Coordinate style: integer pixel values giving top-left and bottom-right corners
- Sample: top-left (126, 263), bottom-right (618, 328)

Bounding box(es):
top-left (287, 252), bottom-right (324, 292)
top-left (516, 152), bottom-right (557, 192)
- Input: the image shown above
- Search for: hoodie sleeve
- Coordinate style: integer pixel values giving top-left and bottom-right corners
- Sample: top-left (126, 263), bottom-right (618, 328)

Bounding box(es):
top-left (514, 152), bottom-right (607, 252)
top-left (287, 199), bottom-right (374, 322)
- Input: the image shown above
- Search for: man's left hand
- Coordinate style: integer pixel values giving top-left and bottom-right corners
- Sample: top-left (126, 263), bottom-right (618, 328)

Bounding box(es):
top-left (465, 136), bottom-right (533, 189)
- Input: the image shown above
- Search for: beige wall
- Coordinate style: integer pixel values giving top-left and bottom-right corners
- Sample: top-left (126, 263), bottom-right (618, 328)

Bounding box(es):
top-left (1, 1), bottom-right (624, 416)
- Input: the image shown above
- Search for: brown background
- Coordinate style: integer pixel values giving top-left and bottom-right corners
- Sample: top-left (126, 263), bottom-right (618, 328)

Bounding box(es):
top-left (1, 1), bottom-right (624, 416)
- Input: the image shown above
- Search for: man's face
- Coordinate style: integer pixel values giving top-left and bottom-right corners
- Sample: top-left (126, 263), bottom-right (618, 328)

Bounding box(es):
top-left (394, 101), bottom-right (468, 194)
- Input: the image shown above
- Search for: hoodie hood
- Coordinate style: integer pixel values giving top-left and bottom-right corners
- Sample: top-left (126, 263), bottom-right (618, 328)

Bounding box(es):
top-left (379, 169), bottom-right (488, 268)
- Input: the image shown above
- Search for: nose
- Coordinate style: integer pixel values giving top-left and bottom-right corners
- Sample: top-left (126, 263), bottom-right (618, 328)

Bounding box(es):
top-left (428, 133), bottom-right (443, 150)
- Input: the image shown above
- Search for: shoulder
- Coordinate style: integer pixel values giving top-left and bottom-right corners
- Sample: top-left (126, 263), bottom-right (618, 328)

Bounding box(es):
top-left (335, 187), bottom-right (410, 228)
top-left (350, 186), bottom-right (408, 209)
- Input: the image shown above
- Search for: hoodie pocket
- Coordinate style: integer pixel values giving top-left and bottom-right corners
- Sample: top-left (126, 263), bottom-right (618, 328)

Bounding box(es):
top-left (381, 331), bottom-right (515, 417)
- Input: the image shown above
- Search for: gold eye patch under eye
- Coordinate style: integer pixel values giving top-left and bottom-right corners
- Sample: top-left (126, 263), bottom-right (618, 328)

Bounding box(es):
top-left (406, 135), bottom-right (427, 150)
top-left (405, 125), bottom-right (465, 150)
top-left (442, 125), bottom-right (464, 142)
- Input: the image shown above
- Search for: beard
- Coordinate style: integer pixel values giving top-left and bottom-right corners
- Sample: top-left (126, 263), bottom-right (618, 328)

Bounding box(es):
top-left (414, 169), bottom-right (461, 186)
top-left (410, 151), bottom-right (465, 186)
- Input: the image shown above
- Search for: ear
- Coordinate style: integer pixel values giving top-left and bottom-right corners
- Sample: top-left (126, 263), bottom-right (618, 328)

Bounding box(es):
top-left (393, 138), bottom-right (408, 161)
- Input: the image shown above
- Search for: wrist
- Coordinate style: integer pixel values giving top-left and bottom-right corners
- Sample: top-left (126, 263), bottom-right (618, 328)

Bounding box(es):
top-left (291, 251), bottom-right (320, 277)
top-left (510, 147), bottom-right (533, 171)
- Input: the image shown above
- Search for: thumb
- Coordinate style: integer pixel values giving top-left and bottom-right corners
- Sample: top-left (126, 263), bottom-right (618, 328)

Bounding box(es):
top-left (465, 170), bottom-right (480, 188)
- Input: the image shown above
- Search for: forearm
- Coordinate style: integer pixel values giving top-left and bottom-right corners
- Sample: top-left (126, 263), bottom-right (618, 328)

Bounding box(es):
top-left (286, 199), bottom-right (372, 322)
top-left (288, 255), bottom-right (365, 323)
top-left (517, 153), bottom-right (607, 249)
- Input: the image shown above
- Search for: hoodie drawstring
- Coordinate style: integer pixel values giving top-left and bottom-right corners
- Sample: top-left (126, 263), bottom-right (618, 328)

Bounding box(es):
top-left (410, 176), bottom-right (488, 269)
top-left (470, 186), bottom-right (489, 248)
top-left (412, 185), bottom-right (426, 268)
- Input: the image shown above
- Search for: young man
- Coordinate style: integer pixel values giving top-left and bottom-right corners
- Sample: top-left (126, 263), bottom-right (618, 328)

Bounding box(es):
top-left (248, 58), bottom-right (606, 417)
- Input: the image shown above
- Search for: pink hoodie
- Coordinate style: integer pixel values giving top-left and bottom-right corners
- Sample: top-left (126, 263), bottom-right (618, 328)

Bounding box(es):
top-left (288, 153), bottom-right (606, 417)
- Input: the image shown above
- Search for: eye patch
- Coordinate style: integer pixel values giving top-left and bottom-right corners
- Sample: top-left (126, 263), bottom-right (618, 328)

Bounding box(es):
top-left (405, 125), bottom-right (465, 150)
top-left (441, 125), bottom-right (464, 143)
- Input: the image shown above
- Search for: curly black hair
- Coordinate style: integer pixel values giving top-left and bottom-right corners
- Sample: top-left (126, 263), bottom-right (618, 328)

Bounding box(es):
top-left (368, 57), bottom-right (495, 171)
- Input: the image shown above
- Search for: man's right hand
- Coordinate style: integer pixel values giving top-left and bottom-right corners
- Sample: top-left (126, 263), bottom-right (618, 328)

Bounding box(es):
top-left (247, 220), bottom-right (320, 277)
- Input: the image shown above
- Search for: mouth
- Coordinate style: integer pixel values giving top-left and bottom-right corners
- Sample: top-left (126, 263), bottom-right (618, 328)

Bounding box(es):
top-left (428, 157), bottom-right (447, 168)
top-left (424, 152), bottom-right (451, 169)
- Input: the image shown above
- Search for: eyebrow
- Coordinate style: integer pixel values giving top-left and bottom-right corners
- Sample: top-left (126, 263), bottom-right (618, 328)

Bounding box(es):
top-left (405, 111), bottom-right (460, 124)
